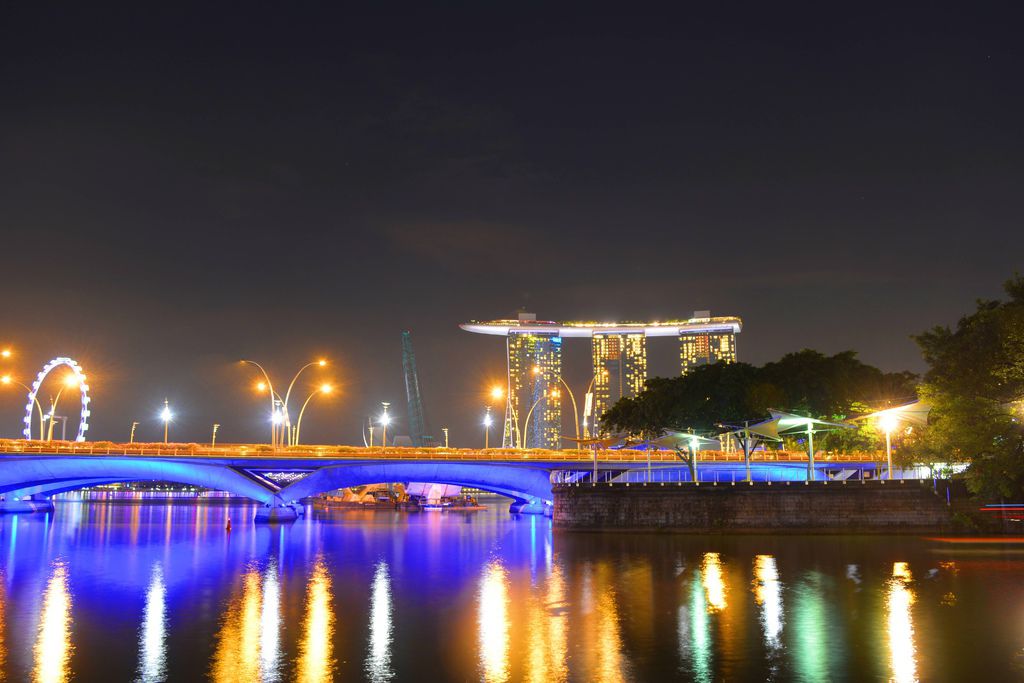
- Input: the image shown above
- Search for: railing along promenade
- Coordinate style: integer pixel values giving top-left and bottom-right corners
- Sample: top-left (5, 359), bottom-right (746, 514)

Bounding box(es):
top-left (0, 439), bottom-right (884, 463)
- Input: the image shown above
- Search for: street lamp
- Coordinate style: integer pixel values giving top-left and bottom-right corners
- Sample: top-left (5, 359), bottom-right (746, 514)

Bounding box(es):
top-left (211, 423), bottom-right (220, 447)
top-left (379, 402), bottom-right (391, 450)
top-left (242, 358), bottom-right (328, 447)
top-left (489, 384), bottom-right (522, 449)
top-left (2, 375), bottom-right (46, 440)
top-left (442, 426), bottom-right (449, 449)
top-left (294, 383), bottom-right (333, 446)
top-left (130, 421), bottom-right (139, 443)
top-left (522, 388), bottom-right (559, 449)
top-left (879, 412), bottom-right (899, 480)
top-left (0, 349), bottom-right (10, 359)
top-left (160, 399), bottom-right (172, 444)
top-left (532, 366), bottom-right (580, 442)
top-left (483, 407), bottom-right (493, 449)
top-left (46, 374), bottom-right (80, 441)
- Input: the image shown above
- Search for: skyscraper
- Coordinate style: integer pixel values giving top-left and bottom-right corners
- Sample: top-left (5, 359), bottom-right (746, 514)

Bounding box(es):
top-left (679, 310), bottom-right (739, 374)
top-left (461, 312), bottom-right (740, 444)
top-left (505, 323), bottom-right (562, 449)
top-left (591, 333), bottom-right (647, 427)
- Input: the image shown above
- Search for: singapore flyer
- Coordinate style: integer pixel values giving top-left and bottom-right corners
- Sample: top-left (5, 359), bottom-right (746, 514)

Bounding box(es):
top-left (23, 357), bottom-right (91, 442)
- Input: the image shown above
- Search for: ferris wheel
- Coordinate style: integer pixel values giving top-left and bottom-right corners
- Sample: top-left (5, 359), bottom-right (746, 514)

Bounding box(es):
top-left (23, 357), bottom-right (92, 442)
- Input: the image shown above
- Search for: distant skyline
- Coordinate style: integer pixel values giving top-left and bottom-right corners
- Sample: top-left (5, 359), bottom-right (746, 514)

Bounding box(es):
top-left (2, 4), bottom-right (1022, 444)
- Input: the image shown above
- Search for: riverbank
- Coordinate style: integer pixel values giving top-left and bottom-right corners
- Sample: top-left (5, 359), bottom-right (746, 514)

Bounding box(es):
top-left (552, 479), bottom-right (956, 533)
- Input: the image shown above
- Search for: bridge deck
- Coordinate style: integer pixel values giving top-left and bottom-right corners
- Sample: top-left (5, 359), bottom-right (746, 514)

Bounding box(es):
top-left (0, 439), bottom-right (882, 463)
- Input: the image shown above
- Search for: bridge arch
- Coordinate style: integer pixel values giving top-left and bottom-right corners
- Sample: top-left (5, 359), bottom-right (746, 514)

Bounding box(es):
top-left (277, 462), bottom-right (555, 506)
top-left (0, 457), bottom-right (278, 505)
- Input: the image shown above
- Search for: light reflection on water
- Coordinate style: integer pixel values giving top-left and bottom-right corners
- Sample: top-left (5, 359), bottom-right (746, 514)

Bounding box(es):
top-left (0, 501), bottom-right (1020, 680)
top-left (295, 557), bottom-right (334, 683)
top-left (32, 561), bottom-right (72, 683)
top-left (136, 563), bottom-right (166, 683)
top-left (888, 561), bottom-right (918, 683)
top-left (366, 560), bottom-right (393, 682)
top-left (478, 559), bottom-right (510, 683)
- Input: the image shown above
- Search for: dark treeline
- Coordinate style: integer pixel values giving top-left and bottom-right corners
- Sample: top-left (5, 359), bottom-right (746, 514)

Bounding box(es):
top-left (600, 349), bottom-right (916, 437)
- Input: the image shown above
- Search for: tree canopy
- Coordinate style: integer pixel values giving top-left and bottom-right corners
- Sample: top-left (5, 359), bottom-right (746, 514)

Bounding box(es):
top-left (913, 275), bottom-right (1024, 498)
top-left (599, 349), bottom-right (916, 444)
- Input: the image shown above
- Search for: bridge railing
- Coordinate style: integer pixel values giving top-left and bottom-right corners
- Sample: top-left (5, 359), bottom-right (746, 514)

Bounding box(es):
top-left (0, 438), bottom-right (885, 463)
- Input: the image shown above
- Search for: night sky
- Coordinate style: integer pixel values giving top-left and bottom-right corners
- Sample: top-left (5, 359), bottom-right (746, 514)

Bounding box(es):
top-left (2, 4), bottom-right (1022, 445)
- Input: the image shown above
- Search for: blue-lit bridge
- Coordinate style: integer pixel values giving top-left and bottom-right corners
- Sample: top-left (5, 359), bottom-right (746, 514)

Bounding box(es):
top-left (0, 441), bottom-right (883, 521)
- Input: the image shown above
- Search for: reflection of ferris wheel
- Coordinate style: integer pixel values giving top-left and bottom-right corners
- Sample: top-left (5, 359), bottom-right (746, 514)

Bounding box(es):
top-left (23, 357), bottom-right (92, 442)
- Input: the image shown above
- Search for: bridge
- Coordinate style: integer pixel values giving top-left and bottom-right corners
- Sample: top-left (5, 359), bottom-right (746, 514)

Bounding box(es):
top-left (0, 440), bottom-right (883, 521)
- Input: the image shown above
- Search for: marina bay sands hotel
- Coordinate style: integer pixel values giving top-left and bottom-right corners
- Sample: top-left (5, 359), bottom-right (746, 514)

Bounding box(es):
top-left (461, 312), bottom-right (742, 448)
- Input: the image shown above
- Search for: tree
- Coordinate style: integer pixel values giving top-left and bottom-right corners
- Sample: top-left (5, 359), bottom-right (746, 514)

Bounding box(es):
top-left (913, 275), bottom-right (1024, 498)
top-left (599, 349), bottom-right (915, 450)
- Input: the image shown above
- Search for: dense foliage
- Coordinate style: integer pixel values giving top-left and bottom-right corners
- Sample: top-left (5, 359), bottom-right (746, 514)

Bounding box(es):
top-left (599, 349), bottom-right (916, 451)
top-left (913, 276), bottom-right (1024, 498)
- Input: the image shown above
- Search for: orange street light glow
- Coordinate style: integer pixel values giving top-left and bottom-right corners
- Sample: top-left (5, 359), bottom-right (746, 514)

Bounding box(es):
top-left (318, 359), bottom-right (327, 367)
top-left (1, 375), bottom-right (10, 384)
top-left (490, 386), bottom-right (504, 400)
top-left (0, 349), bottom-right (10, 359)
top-left (256, 381), bottom-right (267, 392)
top-left (320, 383), bottom-right (333, 394)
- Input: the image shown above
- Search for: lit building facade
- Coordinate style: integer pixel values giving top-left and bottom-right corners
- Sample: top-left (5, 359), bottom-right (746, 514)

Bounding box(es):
top-left (462, 312), bottom-right (741, 443)
top-left (505, 329), bottom-right (563, 449)
top-left (591, 334), bottom-right (647, 427)
top-left (679, 311), bottom-right (738, 374)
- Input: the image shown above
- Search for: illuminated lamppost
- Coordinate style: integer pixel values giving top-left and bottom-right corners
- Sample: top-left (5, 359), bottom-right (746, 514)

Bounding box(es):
top-left (490, 385), bottom-right (522, 449)
top-left (522, 388), bottom-right (559, 449)
top-left (46, 374), bottom-right (81, 441)
top-left (242, 358), bottom-right (328, 447)
top-left (442, 426), bottom-right (449, 448)
top-left (2, 375), bottom-right (46, 440)
top-left (483, 407), bottom-right (493, 449)
top-left (582, 368), bottom-right (609, 438)
top-left (211, 423), bottom-right (220, 447)
top-left (879, 412), bottom-right (899, 480)
top-left (130, 421), bottom-right (139, 443)
top-left (160, 399), bottom-right (172, 444)
top-left (294, 383), bottom-right (333, 446)
top-left (379, 402), bottom-right (391, 451)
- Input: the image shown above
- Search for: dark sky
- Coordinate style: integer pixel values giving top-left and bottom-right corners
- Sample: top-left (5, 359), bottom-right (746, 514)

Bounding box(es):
top-left (1, 3), bottom-right (1022, 445)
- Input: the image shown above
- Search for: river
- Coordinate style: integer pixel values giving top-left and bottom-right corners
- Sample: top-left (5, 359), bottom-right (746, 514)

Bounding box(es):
top-left (0, 499), bottom-right (1021, 681)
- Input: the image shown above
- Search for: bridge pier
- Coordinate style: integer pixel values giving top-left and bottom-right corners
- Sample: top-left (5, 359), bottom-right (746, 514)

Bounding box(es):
top-left (254, 503), bottom-right (300, 523)
top-left (0, 495), bottom-right (55, 514)
top-left (509, 499), bottom-right (552, 516)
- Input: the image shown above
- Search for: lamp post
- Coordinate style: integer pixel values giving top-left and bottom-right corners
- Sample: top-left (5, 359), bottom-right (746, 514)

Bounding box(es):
top-left (879, 413), bottom-right (898, 480)
top-left (491, 385), bottom-right (522, 449)
top-left (521, 389), bottom-right (558, 449)
top-left (483, 407), bottom-right (493, 449)
top-left (212, 423), bottom-right (220, 447)
top-left (161, 399), bottom-right (172, 444)
top-left (242, 358), bottom-right (327, 447)
top-left (442, 426), bottom-right (449, 448)
top-left (130, 421), bottom-right (139, 444)
top-left (294, 383), bottom-right (332, 446)
top-left (533, 367), bottom-right (580, 442)
top-left (46, 374), bottom-right (80, 441)
top-left (379, 402), bottom-right (391, 451)
top-left (582, 368), bottom-right (608, 438)
top-left (2, 375), bottom-right (46, 440)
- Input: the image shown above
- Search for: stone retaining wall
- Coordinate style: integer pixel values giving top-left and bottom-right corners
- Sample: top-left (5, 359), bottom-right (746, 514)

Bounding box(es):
top-left (552, 480), bottom-right (953, 533)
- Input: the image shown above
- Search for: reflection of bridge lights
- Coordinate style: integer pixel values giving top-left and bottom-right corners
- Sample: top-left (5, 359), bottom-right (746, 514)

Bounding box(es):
top-left (297, 558), bottom-right (334, 683)
top-left (137, 564), bottom-right (167, 683)
top-left (478, 560), bottom-right (510, 683)
top-left (888, 562), bottom-right (917, 683)
top-left (366, 561), bottom-right (393, 682)
top-left (33, 560), bottom-right (72, 683)
top-left (260, 560), bottom-right (281, 679)
top-left (753, 555), bottom-right (783, 649)
top-left (701, 553), bottom-right (727, 613)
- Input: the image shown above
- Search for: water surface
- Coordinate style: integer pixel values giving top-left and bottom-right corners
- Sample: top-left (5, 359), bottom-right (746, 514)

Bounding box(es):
top-left (0, 500), bottom-right (1022, 681)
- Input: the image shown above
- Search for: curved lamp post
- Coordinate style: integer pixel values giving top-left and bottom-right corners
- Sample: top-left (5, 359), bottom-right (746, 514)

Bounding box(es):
top-left (294, 383), bottom-right (333, 446)
top-left (521, 388), bottom-right (559, 449)
top-left (46, 374), bottom-right (81, 441)
top-left (1, 375), bottom-right (46, 440)
top-left (242, 358), bottom-right (327, 447)
top-left (533, 366), bottom-right (580, 443)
